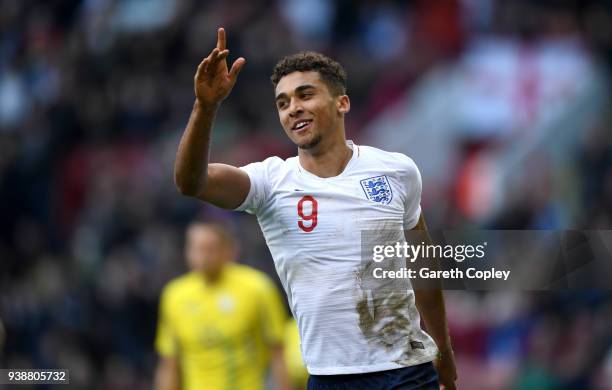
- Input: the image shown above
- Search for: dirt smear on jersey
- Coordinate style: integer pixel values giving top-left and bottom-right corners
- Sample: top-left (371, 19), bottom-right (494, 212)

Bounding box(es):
top-left (354, 257), bottom-right (416, 363)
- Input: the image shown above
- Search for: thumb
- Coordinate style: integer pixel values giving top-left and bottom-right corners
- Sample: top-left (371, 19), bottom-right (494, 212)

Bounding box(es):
top-left (228, 57), bottom-right (246, 82)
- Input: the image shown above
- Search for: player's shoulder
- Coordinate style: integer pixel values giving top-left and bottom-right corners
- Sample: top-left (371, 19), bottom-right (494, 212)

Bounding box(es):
top-left (260, 155), bottom-right (287, 167)
top-left (227, 263), bottom-right (275, 290)
top-left (242, 155), bottom-right (295, 180)
top-left (250, 155), bottom-right (292, 170)
top-left (358, 144), bottom-right (419, 172)
top-left (161, 272), bottom-right (201, 299)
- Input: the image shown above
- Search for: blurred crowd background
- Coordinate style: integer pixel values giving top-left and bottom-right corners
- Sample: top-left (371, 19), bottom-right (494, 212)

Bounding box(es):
top-left (1, 0), bottom-right (612, 388)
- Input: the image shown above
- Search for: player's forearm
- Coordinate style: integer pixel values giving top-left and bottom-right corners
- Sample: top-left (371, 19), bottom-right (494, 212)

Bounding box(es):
top-left (414, 289), bottom-right (453, 353)
top-left (153, 360), bottom-right (180, 390)
top-left (174, 100), bottom-right (219, 196)
top-left (409, 214), bottom-right (453, 351)
top-left (270, 346), bottom-right (291, 390)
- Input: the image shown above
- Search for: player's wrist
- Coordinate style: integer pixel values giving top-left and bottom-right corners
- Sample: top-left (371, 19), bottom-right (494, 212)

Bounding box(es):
top-left (436, 344), bottom-right (454, 359)
top-left (194, 98), bottom-right (220, 113)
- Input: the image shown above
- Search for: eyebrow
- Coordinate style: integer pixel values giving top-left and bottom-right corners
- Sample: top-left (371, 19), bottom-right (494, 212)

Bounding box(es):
top-left (275, 84), bottom-right (316, 102)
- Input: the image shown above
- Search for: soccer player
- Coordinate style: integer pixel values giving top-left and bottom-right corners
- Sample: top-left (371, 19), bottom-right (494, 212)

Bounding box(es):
top-left (284, 318), bottom-right (308, 390)
top-left (154, 222), bottom-right (290, 390)
top-left (174, 28), bottom-right (458, 389)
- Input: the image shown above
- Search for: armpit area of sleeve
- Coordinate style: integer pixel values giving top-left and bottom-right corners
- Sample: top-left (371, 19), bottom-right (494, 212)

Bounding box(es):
top-left (404, 206), bottom-right (422, 230)
top-left (156, 341), bottom-right (177, 357)
top-left (234, 167), bottom-right (258, 214)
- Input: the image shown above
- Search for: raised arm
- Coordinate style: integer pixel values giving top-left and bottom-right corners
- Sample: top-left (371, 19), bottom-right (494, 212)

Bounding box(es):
top-left (174, 27), bottom-right (250, 209)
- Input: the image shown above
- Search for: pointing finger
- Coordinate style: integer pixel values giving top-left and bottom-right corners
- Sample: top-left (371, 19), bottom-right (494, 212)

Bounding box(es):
top-left (217, 27), bottom-right (226, 50)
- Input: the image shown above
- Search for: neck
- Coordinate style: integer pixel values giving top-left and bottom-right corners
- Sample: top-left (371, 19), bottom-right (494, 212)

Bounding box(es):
top-left (298, 133), bottom-right (353, 178)
top-left (200, 269), bottom-right (223, 284)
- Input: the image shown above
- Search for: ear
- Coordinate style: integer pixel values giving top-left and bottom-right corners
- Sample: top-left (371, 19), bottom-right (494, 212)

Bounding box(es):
top-left (336, 95), bottom-right (350, 115)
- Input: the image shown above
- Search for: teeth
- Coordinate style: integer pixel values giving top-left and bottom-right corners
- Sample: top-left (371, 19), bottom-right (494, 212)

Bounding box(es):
top-left (295, 121), bottom-right (309, 129)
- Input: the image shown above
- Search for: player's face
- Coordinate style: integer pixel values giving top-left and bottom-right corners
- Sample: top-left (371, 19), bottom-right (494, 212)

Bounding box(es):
top-left (186, 226), bottom-right (232, 276)
top-left (275, 71), bottom-right (347, 150)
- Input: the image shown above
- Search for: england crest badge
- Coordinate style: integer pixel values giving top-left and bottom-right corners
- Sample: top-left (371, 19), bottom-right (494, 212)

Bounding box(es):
top-left (360, 175), bottom-right (393, 205)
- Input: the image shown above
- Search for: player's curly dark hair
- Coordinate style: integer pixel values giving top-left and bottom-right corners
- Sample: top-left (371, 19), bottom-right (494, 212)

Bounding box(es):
top-left (271, 51), bottom-right (347, 96)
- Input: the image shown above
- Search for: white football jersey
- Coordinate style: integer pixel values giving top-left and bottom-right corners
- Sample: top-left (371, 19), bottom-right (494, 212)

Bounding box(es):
top-left (236, 141), bottom-right (438, 375)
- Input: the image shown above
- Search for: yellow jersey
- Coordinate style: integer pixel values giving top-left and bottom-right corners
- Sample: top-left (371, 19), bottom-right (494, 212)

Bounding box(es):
top-left (284, 319), bottom-right (308, 390)
top-left (155, 264), bottom-right (286, 390)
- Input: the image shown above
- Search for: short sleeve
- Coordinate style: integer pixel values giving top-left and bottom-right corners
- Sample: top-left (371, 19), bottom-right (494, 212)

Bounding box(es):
top-left (155, 287), bottom-right (178, 357)
top-left (402, 156), bottom-right (422, 230)
top-left (234, 159), bottom-right (274, 215)
top-left (258, 278), bottom-right (287, 346)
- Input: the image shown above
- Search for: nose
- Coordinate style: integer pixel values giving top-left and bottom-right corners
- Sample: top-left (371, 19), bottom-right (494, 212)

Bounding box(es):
top-left (289, 98), bottom-right (303, 117)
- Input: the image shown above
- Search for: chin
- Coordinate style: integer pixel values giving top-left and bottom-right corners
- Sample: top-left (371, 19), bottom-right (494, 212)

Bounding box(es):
top-left (297, 134), bottom-right (323, 150)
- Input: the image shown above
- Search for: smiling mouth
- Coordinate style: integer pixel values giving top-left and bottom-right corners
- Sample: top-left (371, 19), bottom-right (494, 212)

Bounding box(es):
top-left (292, 120), bottom-right (313, 131)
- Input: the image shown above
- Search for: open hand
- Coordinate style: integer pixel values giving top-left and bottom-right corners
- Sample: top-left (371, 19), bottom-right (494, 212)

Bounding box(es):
top-left (194, 28), bottom-right (246, 105)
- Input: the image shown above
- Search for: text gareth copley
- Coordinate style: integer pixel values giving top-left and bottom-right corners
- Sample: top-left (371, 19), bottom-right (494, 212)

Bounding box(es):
top-left (372, 267), bottom-right (511, 281)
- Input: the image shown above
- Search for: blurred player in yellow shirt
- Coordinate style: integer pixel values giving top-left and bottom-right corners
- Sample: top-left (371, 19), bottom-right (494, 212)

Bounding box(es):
top-left (284, 318), bottom-right (308, 390)
top-left (154, 222), bottom-right (290, 390)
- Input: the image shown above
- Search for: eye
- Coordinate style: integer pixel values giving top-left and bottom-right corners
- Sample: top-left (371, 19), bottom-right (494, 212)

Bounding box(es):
top-left (277, 101), bottom-right (287, 110)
